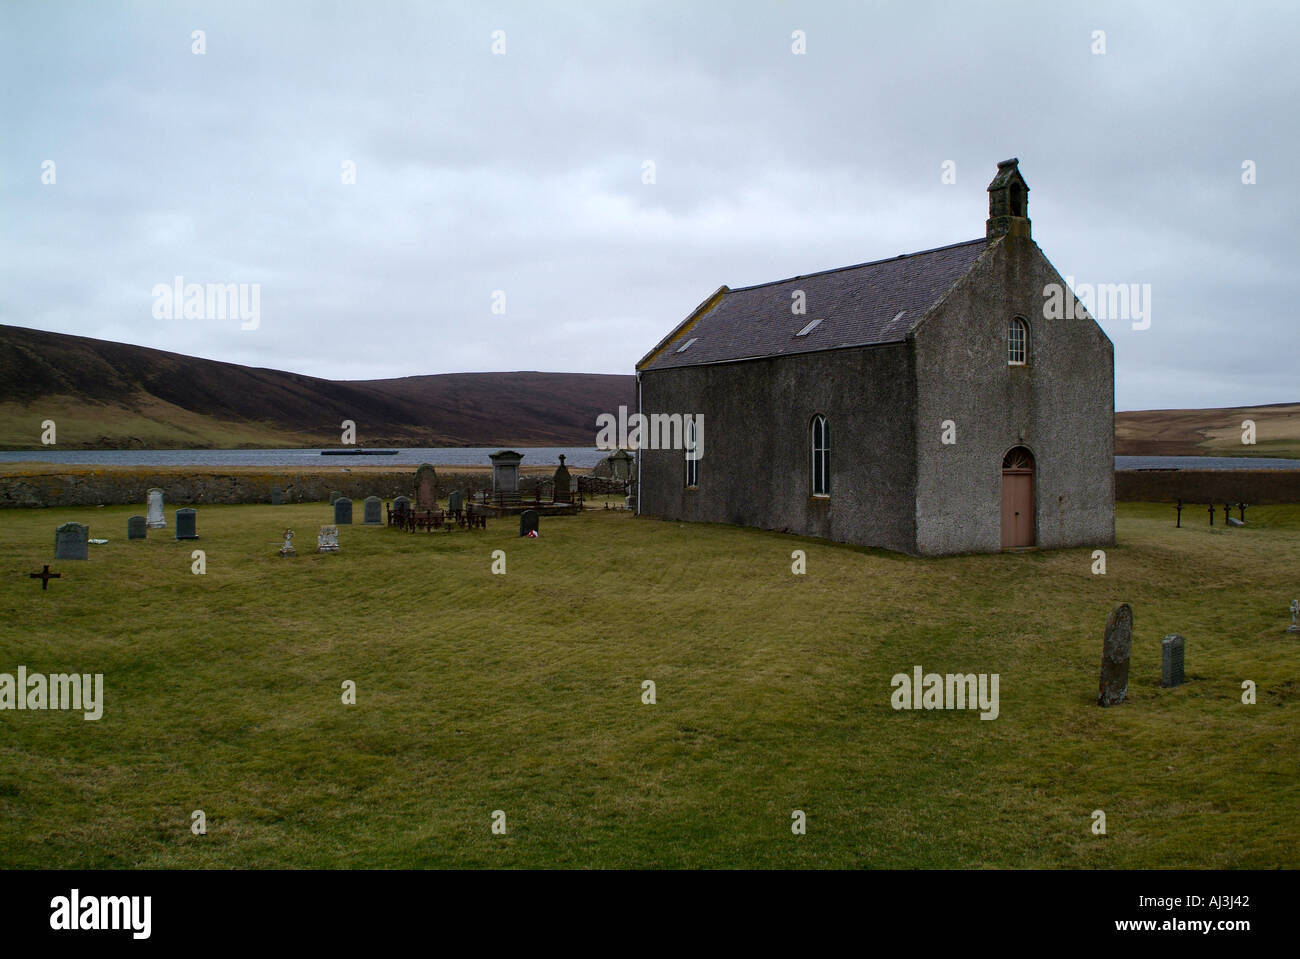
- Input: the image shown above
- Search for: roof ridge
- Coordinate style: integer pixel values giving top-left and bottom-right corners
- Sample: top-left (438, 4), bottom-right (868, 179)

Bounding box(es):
top-left (725, 237), bottom-right (987, 294)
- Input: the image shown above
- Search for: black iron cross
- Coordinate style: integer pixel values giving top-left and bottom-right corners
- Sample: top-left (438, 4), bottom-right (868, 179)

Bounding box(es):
top-left (29, 565), bottom-right (61, 590)
top-left (1237, 502), bottom-right (1247, 522)
top-left (1208, 503), bottom-right (1215, 526)
top-left (1175, 498), bottom-right (1183, 527)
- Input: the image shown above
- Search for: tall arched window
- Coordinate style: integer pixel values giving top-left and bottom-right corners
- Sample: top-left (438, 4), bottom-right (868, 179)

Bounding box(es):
top-left (810, 414), bottom-right (829, 496)
top-left (1008, 316), bottom-right (1029, 366)
top-left (684, 419), bottom-right (699, 489)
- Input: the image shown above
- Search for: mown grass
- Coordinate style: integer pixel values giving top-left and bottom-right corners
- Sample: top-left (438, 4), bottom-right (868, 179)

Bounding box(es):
top-left (0, 500), bottom-right (1296, 869)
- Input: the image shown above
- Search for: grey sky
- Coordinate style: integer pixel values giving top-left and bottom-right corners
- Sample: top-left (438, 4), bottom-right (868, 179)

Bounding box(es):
top-left (2, 1), bottom-right (1296, 411)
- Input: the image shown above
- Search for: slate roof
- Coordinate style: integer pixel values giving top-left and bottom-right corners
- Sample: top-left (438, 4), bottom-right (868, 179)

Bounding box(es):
top-left (638, 238), bottom-right (990, 371)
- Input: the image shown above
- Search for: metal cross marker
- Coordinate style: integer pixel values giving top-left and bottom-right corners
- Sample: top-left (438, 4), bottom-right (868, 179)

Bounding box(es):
top-left (1238, 502), bottom-right (1247, 522)
top-left (29, 565), bottom-right (61, 590)
top-left (1174, 498), bottom-right (1183, 527)
top-left (1208, 503), bottom-right (1215, 526)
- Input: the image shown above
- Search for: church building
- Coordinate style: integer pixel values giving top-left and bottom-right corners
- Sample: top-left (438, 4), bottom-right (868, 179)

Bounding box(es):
top-left (634, 159), bottom-right (1115, 556)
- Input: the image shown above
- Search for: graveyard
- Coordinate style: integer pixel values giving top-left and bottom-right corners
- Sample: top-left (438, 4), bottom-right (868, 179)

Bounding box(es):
top-left (1, 496), bottom-right (1296, 869)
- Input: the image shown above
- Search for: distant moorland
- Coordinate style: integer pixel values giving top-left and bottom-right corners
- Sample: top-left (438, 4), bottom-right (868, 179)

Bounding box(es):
top-left (1, 324), bottom-right (1295, 456)
top-left (0, 325), bottom-right (635, 450)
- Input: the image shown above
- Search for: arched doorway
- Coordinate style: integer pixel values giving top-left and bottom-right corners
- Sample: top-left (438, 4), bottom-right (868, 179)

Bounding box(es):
top-left (1001, 447), bottom-right (1035, 549)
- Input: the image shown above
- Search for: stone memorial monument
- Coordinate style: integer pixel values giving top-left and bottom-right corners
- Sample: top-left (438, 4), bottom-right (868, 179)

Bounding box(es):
top-left (175, 508), bottom-right (199, 540)
top-left (363, 495), bottom-right (382, 525)
top-left (489, 451), bottom-right (523, 496)
top-left (414, 463), bottom-right (439, 510)
top-left (1160, 634), bottom-right (1185, 688)
top-left (279, 529), bottom-right (296, 557)
top-left (317, 525), bottom-right (340, 552)
top-left (127, 515), bottom-right (147, 540)
top-left (55, 522), bottom-right (89, 560)
top-left (1098, 603), bottom-right (1134, 706)
top-left (519, 509), bottom-right (540, 537)
top-left (334, 497), bottom-right (353, 525)
top-left (146, 488), bottom-right (167, 529)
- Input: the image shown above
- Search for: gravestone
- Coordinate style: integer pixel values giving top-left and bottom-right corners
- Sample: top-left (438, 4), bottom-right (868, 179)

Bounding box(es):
top-left (489, 451), bottom-right (523, 495)
top-left (54, 522), bottom-right (89, 560)
top-left (414, 463), bottom-right (438, 509)
top-left (317, 525), bottom-right (340, 552)
top-left (1288, 600), bottom-right (1300, 634)
top-left (1160, 634), bottom-right (1185, 687)
top-left (1097, 603), bottom-right (1134, 706)
top-left (271, 486), bottom-right (283, 506)
top-left (448, 489), bottom-right (463, 516)
top-left (127, 515), bottom-right (147, 540)
top-left (329, 490), bottom-right (343, 505)
top-left (610, 449), bottom-right (634, 481)
top-left (334, 497), bottom-right (353, 525)
top-left (1227, 516), bottom-right (1244, 528)
top-left (554, 455), bottom-right (571, 503)
top-left (393, 495), bottom-right (411, 518)
top-left (146, 488), bottom-right (166, 529)
top-left (279, 528), bottom-right (296, 557)
top-left (175, 508), bottom-right (199, 540)
top-left (519, 509), bottom-right (539, 537)
top-left (363, 495), bottom-right (382, 525)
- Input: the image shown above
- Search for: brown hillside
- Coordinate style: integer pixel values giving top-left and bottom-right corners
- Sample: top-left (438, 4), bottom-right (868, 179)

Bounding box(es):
top-left (0, 324), bottom-right (635, 449)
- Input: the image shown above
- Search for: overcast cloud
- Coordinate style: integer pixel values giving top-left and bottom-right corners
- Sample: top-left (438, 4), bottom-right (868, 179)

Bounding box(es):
top-left (2, 0), bottom-right (1296, 410)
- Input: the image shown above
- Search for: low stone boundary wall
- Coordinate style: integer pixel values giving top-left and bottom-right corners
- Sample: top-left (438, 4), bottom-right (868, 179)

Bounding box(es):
top-left (1116, 469), bottom-right (1300, 504)
top-left (0, 467), bottom-right (581, 509)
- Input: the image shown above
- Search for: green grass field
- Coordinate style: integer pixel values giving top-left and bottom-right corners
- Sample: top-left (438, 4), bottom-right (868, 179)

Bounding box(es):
top-left (0, 501), bottom-right (1296, 869)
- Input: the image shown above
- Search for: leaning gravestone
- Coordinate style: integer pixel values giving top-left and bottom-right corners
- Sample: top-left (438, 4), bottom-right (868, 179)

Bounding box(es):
top-left (414, 464), bottom-right (438, 510)
top-left (55, 522), bottom-right (89, 560)
top-left (146, 488), bottom-right (166, 529)
top-left (363, 495), bottom-right (382, 525)
top-left (317, 525), bottom-right (340, 552)
top-left (1161, 634), bottom-right (1185, 688)
top-left (127, 515), bottom-right (147, 540)
top-left (334, 497), bottom-right (353, 525)
top-left (271, 486), bottom-right (283, 506)
top-left (1098, 603), bottom-right (1134, 706)
top-left (519, 509), bottom-right (540, 537)
top-left (329, 490), bottom-right (343, 505)
top-left (175, 508), bottom-right (199, 540)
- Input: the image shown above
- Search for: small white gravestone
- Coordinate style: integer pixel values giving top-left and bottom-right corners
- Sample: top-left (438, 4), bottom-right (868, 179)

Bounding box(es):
top-left (317, 525), bottom-right (340, 553)
top-left (1288, 599), bottom-right (1299, 634)
top-left (146, 488), bottom-right (167, 529)
top-left (279, 528), bottom-right (297, 558)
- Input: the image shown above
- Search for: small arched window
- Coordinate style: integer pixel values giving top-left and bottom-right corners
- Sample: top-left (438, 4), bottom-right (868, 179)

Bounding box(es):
top-left (1008, 316), bottom-right (1029, 366)
top-left (810, 414), bottom-right (829, 497)
top-left (684, 419), bottom-right (699, 489)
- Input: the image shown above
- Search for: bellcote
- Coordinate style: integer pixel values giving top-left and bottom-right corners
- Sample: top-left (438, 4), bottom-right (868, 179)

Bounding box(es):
top-left (986, 158), bottom-right (1031, 240)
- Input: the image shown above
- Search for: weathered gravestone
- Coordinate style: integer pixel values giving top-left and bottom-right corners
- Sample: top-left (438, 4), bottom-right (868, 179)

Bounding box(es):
top-left (609, 448), bottom-right (634, 481)
top-left (363, 495), bottom-right (382, 525)
top-left (55, 522), bottom-right (89, 560)
top-left (329, 490), bottom-right (343, 506)
top-left (271, 486), bottom-right (283, 506)
top-left (146, 488), bottom-right (166, 529)
top-left (127, 515), bottom-right (147, 540)
top-left (279, 528), bottom-right (296, 557)
top-left (317, 525), bottom-right (340, 552)
top-left (554, 455), bottom-right (571, 502)
top-left (334, 497), bottom-right (353, 525)
top-left (175, 508), bottom-right (199, 540)
top-left (447, 489), bottom-right (463, 516)
top-left (519, 509), bottom-right (540, 537)
top-left (392, 495), bottom-right (411, 523)
top-left (1098, 603), bottom-right (1134, 706)
top-left (414, 463), bottom-right (438, 509)
top-left (1288, 599), bottom-right (1300, 634)
top-left (1160, 634), bottom-right (1185, 687)
top-left (489, 451), bottom-right (522, 495)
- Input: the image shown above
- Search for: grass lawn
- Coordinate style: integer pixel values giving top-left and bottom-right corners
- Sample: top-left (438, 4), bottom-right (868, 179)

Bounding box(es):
top-left (0, 500), bottom-right (1296, 869)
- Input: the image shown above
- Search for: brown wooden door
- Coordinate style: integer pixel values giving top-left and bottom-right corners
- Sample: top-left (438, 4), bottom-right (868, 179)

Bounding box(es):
top-left (1001, 471), bottom-right (1034, 548)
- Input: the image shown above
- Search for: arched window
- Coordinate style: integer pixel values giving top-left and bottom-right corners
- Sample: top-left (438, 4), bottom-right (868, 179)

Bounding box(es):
top-left (684, 419), bottom-right (699, 489)
top-left (810, 414), bottom-right (829, 497)
top-left (1008, 316), bottom-right (1028, 366)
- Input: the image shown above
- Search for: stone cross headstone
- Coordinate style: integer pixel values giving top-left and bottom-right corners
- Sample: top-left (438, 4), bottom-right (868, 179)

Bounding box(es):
top-left (334, 497), bottom-right (353, 525)
top-left (279, 528), bottom-right (296, 557)
top-left (271, 486), bottom-right (283, 506)
top-left (1160, 634), bottom-right (1185, 687)
top-left (363, 495), bottom-right (382, 525)
top-left (146, 488), bottom-right (166, 529)
top-left (317, 525), bottom-right (340, 552)
top-left (414, 463), bottom-right (438, 509)
top-left (519, 509), bottom-right (540, 537)
top-left (175, 508), bottom-right (199, 540)
top-left (127, 515), bottom-right (147, 540)
top-left (1288, 600), bottom-right (1300, 634)
top-left (489, 451), bottom-right (523, 495)
top-left (54, 522), bottom-right (89, 560)
top-left (554, 454), bottom-right (571, 503)
top-left (1097, 603), bottom-right (1134, 706)
top-left (448, 489), bottom-right (463, 516)
top-left (329, 490), bottom-right (343, 505)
